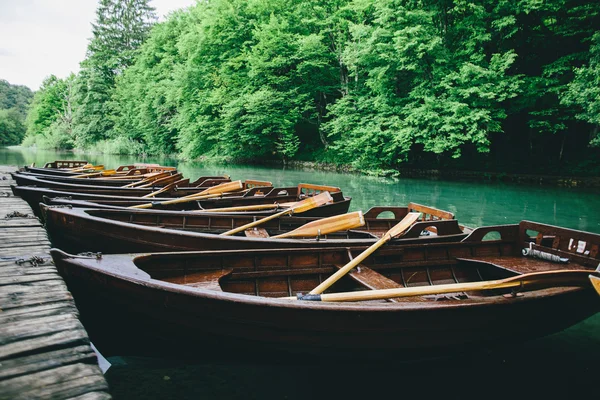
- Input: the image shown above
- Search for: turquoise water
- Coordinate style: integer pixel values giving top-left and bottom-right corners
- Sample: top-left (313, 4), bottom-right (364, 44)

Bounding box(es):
top-left (2, 146), bottom-right (599, 398)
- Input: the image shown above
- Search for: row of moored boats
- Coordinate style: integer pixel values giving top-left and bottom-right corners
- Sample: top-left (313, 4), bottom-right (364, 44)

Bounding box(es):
top-left (10, 160), bottom-right (600, 360)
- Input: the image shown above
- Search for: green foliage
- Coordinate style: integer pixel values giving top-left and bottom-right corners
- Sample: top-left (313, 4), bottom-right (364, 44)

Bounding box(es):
top-left (562, 31), bottom-right (600, 145)
top-left (72, 0), bottom-right (157, 147)
top-left (0, 79), bottom-right (33, 118)
top-left (23, 75), bottom-right (76, 149)
top-left (0, 108), bottom-right (26, 145)
top-left (21, 0), bottom-right (600, 174)
top-left (87, 137), bottom-right (147, 155)
top-left (0, 79), bottom-right (33, 145)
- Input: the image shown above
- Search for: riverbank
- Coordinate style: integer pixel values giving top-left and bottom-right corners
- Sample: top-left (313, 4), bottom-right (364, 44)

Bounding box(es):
top-left (251, 160), bottom-right (600, 188)
top-left (11, 145), bottom-right (600, 188)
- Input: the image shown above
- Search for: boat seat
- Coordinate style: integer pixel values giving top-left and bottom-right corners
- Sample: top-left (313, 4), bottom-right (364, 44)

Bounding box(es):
top-left (183, 269), bottom-right (233, 291)
top-left (335, 264), bottom-right (403, 303)
top-left (244, 228), bottom-right (269, 238)
top-left (456, 255), bottom-right (583, 275)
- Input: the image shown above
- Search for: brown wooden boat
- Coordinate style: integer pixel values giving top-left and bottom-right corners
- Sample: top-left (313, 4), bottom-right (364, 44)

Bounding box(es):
top-left (23, 162), bottom-right (176, 177)
top-left (9, 173), bottom-right (238, 195)
top-left (49, 220), bottom-right (600, 360)
top-left (11, 184), bottom-right (352, 219)
top-left (41, 203), bottom-right (470, 253)
top-left (11, 172), bottom-right (232, 189)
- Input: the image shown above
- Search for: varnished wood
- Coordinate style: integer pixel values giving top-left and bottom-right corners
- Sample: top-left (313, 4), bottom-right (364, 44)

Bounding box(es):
top-left (309, 212), bottom-right (422, 295)
top-left (335, 264), bottom-right (403, 303)
top-left (220, 192), bottom-right (333, 236)
top-left (48, 219), bottom-right (600, 360)
top-left (40, 205), bottom-right (469, 253)
top-left (130, 180), bottom-right (244, 209)
top-left (272, 211), bottom-right (365, 239)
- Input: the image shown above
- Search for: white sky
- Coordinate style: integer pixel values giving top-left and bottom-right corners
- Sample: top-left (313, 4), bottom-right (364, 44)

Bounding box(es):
top-left (0, 0), bottom-right (197, 90)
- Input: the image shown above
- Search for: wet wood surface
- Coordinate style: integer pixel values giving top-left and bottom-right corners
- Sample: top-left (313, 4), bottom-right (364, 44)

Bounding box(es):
top-left (0, 166), bottom-right (111, 399)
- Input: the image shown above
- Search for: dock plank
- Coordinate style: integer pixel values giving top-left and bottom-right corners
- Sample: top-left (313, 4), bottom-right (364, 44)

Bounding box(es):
top-left (0, 165), bottom-right (111, 399)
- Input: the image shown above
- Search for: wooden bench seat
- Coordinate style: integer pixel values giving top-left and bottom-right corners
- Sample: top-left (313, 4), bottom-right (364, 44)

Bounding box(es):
top-left (335, 264), bottom-right (404, 303)
top-left (456, 255), bottom-right (581, 275)
top-left (181, 269), bottom-right (233, 291)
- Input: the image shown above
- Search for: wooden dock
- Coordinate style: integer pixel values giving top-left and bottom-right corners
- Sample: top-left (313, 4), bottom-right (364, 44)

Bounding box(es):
top-left (0, 166), bottom-right (111, 399)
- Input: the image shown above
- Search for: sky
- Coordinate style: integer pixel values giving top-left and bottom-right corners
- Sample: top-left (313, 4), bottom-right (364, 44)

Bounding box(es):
top-left (0, 0), bottom-right (197, 90)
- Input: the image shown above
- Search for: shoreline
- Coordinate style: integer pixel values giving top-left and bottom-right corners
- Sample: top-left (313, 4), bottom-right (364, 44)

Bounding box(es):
top-left (9, 146), bottom-right (600, 187)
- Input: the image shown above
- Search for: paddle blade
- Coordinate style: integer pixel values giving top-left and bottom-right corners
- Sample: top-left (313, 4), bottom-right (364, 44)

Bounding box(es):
top-left (273, 211), bottom-right (365, 239)
top-left (387, 212), bottom-right (421, 238)
top-left (591, 275), bottom-right (600, 296)
top-left (199, 180), bottom-right (243, 196)
top-left (290, 191), bottom-right (333, 214)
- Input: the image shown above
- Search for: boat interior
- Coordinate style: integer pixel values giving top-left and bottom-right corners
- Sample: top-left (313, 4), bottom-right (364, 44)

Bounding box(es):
top-left (130, 221), bottom-right (600, 301)
top-left (69, 204), bottom-right (467, 240)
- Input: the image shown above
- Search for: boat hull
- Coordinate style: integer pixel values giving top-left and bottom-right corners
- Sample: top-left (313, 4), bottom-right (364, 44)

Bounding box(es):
top-left (42, 206), bottom-right (468, 253)
top-left (52, 250), bottom-right (599, 361)
top-left (11, 185), bottom-right (352, 219)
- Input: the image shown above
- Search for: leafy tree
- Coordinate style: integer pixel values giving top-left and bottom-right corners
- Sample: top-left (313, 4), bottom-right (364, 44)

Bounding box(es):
top-left (0, 109), bottom-right (26, 145)
top-left (562, 31), bottom-right (600, 146)
top-left (0, 79), bottom-right (33, 118)
top-left (23, 74), bottom-right (77, 148)
top-left (73, 0), bottom-right (157, 147)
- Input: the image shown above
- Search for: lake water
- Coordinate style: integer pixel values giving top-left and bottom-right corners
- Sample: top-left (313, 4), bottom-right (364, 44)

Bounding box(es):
top-left (2, 146), bottom-right (599, 398)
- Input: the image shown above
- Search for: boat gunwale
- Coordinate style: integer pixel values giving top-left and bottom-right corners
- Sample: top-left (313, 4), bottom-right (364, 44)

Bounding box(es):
top-left (50, 241), bottom-right (592, 313)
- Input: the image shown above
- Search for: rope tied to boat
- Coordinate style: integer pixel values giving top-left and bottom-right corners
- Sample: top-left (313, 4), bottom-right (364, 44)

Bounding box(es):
top-left (75, 252), bottom-right (103, 259)
top-left (5, 211), bottom-right (36, 219)
top-left (16, 256), bottom-right (52, 267)
top-left (522, 243), bottom-right (569, 263)
top-left (0, 191), bottom-right (10, 197)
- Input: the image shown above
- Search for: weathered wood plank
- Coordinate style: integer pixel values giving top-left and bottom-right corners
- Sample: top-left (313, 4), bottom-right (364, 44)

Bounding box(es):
top-left (0, 302), bottom-right (78, 324)
top-left (0, 345), bottom-right (97, 380)
top-left (0, 166), bottom-right (111, 399)
top-left (0, 363), bottom-right (109, 400)
top-left (0, 273), bottom-right (62, 286)
top-left (0, 325), bottom-right (90, 360)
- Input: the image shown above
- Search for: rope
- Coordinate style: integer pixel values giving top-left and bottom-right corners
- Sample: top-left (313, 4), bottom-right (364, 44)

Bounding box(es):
top-left (15, 256), bottom-right (52, 267)
top-left (522, 243), bottom-right (569, 263)
top-left (5, 211), bottom-right (36, 219)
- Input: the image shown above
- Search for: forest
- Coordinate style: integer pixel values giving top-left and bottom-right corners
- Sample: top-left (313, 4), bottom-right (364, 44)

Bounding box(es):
top-left (0, 80), bottom-right (33, 145)
top-left (15, 0), bottom-right (600, 175)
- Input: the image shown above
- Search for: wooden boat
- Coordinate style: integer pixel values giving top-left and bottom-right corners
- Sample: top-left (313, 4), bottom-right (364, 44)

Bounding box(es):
top-left (11, 184), bottom-right (352, 219)
top-left (49, 220), bottom-right (600, 360)
top-left (41, 203), bottom-right (470, 253)
top-left (23, 162), bottom-right (177, 177)
top-left (11, 170), bottom-right (230, 188)
top-left (9, 173), bottom-right (238, 196)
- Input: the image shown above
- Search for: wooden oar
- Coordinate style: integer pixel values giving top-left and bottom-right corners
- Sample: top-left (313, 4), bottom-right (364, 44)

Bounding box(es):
top-left (141, 178), bottom-right (189, 198)
top-left (194, 202), bottom-right (296, 213)
top-left (288, 269), bottom-right (600, 302)
top-left (591, 275), bottom-right (600, 296)
top-left (129, 180), bottom-right (244, 209)
top-left (70, 164), bottom-right (104, 173)
top-left (136, 172), bottom-right (183, 188)
top-left (306, 212), bottom-right (421, 295)
top-left (122, 171), bottom-right (172, 188)
top-left (272, 211), bottom-right (365, 239)
top-left (220, 192), bottom-right (333, 236)
top-left (72, 169), bottom-right (117, 178)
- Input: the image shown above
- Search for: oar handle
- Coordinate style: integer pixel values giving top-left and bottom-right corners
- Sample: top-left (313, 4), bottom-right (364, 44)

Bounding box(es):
top-left (308, 212), bottom-right (421, 295)
top-left (221, 209), bottom-right (289, 236)
top-left (309, 236), bottom-right (388, 295)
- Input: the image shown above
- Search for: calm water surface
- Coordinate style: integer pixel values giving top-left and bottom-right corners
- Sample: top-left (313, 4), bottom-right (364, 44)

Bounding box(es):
top-left (2, 146), bottom-right (599, 398)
